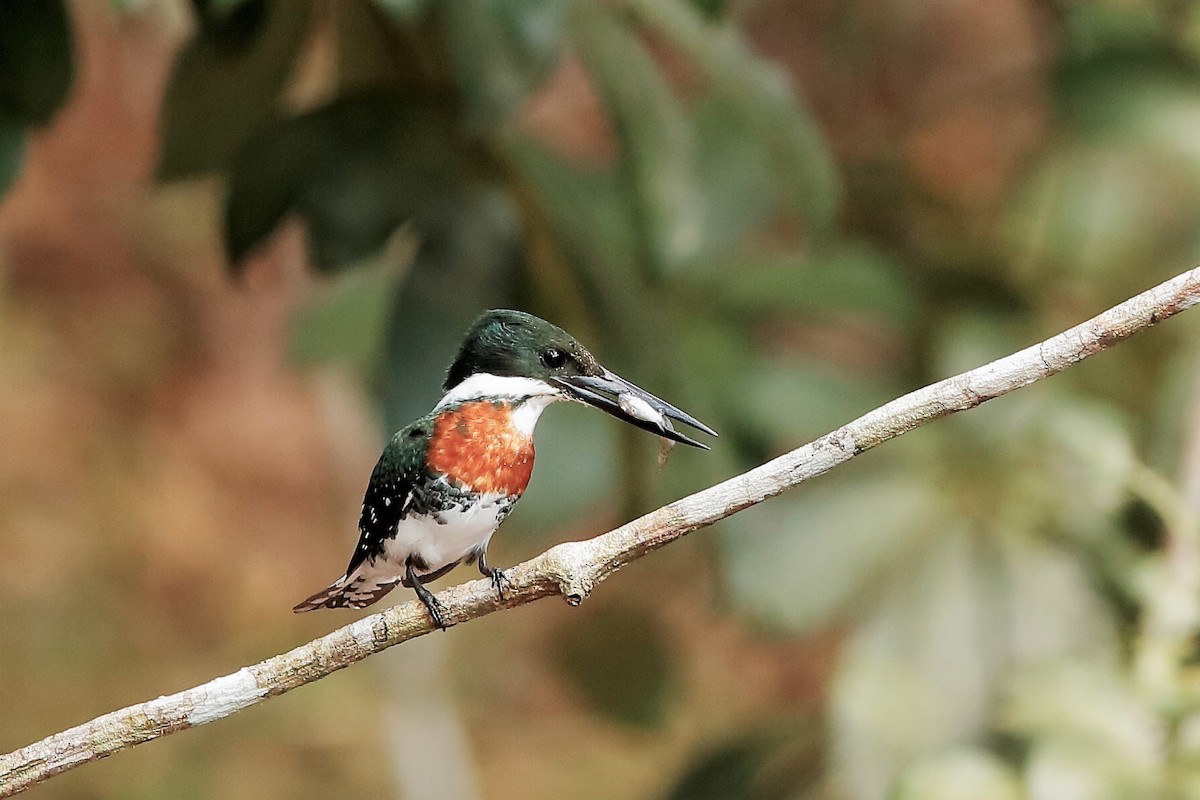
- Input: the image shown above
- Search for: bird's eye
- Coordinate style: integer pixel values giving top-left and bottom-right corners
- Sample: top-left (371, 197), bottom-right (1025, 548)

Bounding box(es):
top-left (540, 348), bottom-right (566, 369)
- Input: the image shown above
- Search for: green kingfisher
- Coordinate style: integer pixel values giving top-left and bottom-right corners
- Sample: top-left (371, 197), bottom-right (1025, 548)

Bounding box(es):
top-left (294, 309), bottom-right (716, 627)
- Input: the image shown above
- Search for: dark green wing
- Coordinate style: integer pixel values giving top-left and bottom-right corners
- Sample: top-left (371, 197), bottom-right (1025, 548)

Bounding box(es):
top-left (342, 415), bottom-right (434, 577)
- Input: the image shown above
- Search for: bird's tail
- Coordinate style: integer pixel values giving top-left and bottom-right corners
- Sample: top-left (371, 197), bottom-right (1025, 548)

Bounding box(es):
top-left (292, 566), bottom-right (402, 613)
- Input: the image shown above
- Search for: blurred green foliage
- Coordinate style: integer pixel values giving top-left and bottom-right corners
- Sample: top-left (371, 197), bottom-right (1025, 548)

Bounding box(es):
top-left (5, 0), bottom-right (1200, 798)
top-left (554, 601), bottom-right (678, 728)
top-left (0, 0), bottom-right (72, 195)
top-left (159, 1), bottom-right (314, 178)
top-left (0, 1), bottom-right (72, 125)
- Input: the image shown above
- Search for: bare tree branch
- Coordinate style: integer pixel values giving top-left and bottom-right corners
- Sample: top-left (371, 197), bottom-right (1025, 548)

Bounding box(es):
top-left (3, 268), bottom-right (1200, 797)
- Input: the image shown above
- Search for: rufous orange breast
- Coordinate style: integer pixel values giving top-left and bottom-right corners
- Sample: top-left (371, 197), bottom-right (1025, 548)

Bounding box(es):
top-left (426, 401), bottom-right (535, 496)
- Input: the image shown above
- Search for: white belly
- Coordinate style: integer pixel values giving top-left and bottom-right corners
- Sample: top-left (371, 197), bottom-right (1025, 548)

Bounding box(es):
top-left (381, 493), bottom-right (509, 574)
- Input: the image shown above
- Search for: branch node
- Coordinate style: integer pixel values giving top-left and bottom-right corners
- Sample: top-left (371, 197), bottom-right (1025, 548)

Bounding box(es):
top-left (539, 542), bottom-right (596, 606)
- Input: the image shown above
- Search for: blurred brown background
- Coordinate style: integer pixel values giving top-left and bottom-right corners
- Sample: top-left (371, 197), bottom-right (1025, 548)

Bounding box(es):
top-left (3, 0), bottom-right (1200, 798)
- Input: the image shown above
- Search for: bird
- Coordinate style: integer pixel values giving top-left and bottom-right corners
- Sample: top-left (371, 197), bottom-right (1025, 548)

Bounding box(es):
top-left (293, 309), bottom-right (716, 627)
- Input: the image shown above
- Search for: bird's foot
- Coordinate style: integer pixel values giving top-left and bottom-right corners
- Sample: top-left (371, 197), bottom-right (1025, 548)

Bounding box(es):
top-left (408, 563), bottom-right (450, 630)
top-left (477, 553), bottom-right (512, 601)
top-left (422, 594), bottom-right (449, 630)
top-left (487, 567), bottom-right (513, 601)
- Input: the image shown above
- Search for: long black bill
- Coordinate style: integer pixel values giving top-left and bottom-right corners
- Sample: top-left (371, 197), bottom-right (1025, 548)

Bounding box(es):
top-left (552, 370), bottom-right (718, 449)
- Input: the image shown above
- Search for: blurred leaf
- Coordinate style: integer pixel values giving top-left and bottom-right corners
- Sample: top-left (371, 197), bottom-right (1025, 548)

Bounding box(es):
top-left (443, 0), bottom-right (566, 131)
top-left (1183, 6), bottom-right (1200, 62)
top-left (826, 502), bottom-right (1122, 800)
top-left (919, 313), bottom-right (1137, 604)
top-left (927, 309), bottom-right (1023, 379)
top-left (830, 529), bottom-right (998, 800)
top-left (721, 460), bottom-right (939, 633)
top-left (190, 0), bottom-right (271, 56)
top-left (665, 738), bottom-right (777, 800)
top-left (370, 0), bottom-right (434, 23)
top-left (0, 0), bottom-right (72, 126)
top-left (1009, 664), bottom-right (1166, 800)
top-left (626, 0), bottom-right (840, 234)
top-left (288, 243), bottom-right (410, 375)
top-left (991, 533), bottom-right (1120, 666)
top-left (895, 749), bottom-right (1023, 800)
top-left (224, 91), bottom-right (470, 271)
top-left (687, 0), bottom-right (726, 21)
top-left (554, 602), bottom-right (677, 728)
top-left (671, 85), bottom-right (840, 271)
top-left (1025, 740), bottom-right (1158, 800)
top-left (694, 242), bottom-right (917, 328)
top-left (927, 313), bottom-right (1136, 540)
top-left (1006, 663), bottom-right (1164, 767)
top-left (941, 392), bottom-right (1135, 552)
top-left (207, 0), bottom-right (259, 11)
top-left (1063, 5), bottom-right (1170, 61)
top-left (1008, 64), bottom-right (1200, 287)
top-left (378, 188), bottom-right (522, 427)
top-left (1145, 343), bottom-right (1200, 476)
top-left (1057, 59), bottom-right (1200, 145)
top-left (504, 138), bottom-right (638, 291)
top-left (0, 119), bottom-right (24, 196)
top-left (336, 0), bottom-right (454, 94)
top-left (732, 355), bottom-right (892, 448)
top-left (663, 724), bottom-right (823, 800)
top-left (572, 2), bottom-right (699, 277)
top-left (1003, 145), bottom-right (1161, 283)
top-left (1026, 400), bottom-right (1137, 541)
top-left (683, 95), bottom-right (788, 261)
top-left (158, 0), bottom-right (314, 178)
top-left (567, 0), bottom-right (841, 281)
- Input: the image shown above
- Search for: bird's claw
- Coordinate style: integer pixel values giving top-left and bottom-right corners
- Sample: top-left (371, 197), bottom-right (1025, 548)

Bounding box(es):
top-left (410, 571), bottom-right (450, 630)
top-left (423, 594), bottom-right (449, 630)
top-left (488, 568), bottom-right (513, 601)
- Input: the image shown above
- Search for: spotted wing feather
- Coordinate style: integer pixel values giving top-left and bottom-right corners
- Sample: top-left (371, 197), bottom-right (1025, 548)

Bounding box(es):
top-left (293, 419), bottom-right (432, 613)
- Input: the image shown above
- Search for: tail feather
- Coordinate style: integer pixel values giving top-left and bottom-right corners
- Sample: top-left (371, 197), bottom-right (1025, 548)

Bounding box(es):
top-left (293, 569), bottom-right (402, 613)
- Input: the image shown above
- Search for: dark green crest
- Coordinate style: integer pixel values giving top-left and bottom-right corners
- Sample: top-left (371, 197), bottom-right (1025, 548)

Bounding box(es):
top-left (443, 309), bottom-right (600, 390)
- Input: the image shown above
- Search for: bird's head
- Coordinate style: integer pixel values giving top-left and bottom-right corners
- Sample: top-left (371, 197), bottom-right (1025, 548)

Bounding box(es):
top-left (444, 309), bottom-right (716, 448)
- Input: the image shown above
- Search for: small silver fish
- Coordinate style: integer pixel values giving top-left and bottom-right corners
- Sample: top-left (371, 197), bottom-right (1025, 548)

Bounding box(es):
top-left (618, 392), bottom-right (663, 425)
top-left (617, 392), bottom-right (676, 467)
